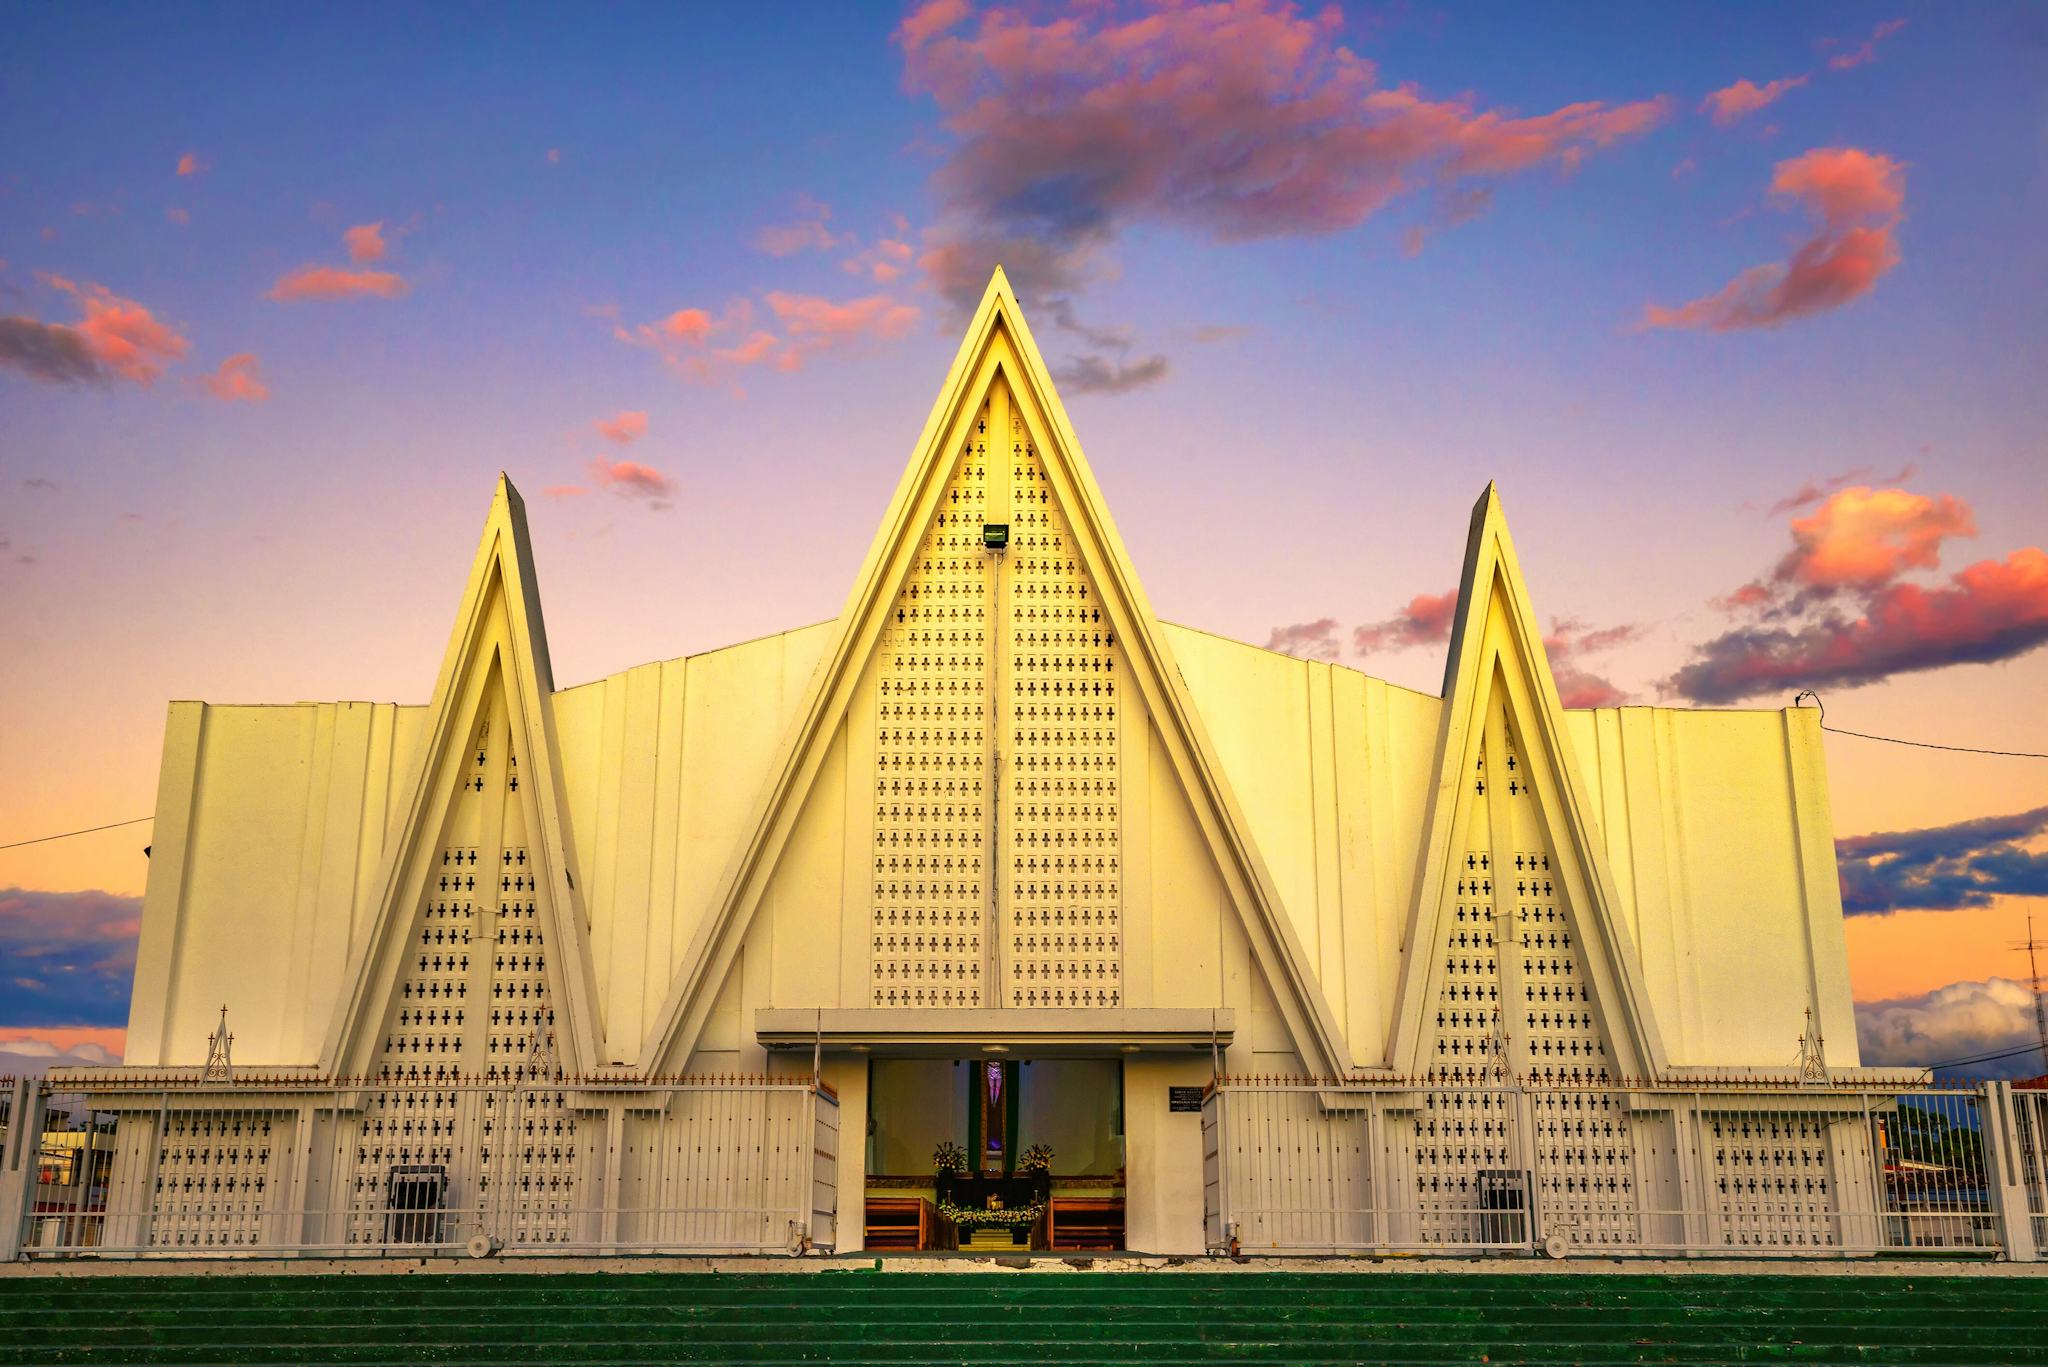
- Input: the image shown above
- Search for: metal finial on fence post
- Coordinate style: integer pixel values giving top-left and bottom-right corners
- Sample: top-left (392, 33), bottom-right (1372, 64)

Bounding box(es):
top-left (1796, 1007), bottom-right (1829, 1083)
top-left (202, 1004), bottom-right (234, 1082)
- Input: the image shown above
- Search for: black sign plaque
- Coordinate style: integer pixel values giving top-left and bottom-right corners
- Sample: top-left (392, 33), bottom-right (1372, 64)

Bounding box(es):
top-left (1168, 1086), bottom-right (1205, 1113)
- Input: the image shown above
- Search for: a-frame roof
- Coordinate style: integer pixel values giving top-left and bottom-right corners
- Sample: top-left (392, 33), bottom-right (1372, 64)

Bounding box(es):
top-left (636, 268), bottom-right (1353, 1077)
top-left (1384, 484), bottom-right (1670, 1079)
top-left (318, 475), bottom-right (605, 1077)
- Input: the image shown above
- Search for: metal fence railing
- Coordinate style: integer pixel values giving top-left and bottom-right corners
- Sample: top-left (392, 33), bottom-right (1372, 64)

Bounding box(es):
top-left (2, 1074), bottom-right (837, 1260)
top-left (1203, 1077), bottom-right (2045, 1260)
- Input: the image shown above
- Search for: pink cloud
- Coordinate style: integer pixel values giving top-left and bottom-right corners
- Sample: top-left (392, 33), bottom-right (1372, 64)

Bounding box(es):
top-left (1701, 75), bottom-right (1808, 126)
top-left (1644, 147), bottom-right (1904, 331)
top-left (588, 454), bottom-right (675, 501)
top-left (544, 484), bottom-right (588, 500)
top-left (199, 352), bottom-right (269, 403)
top-left (594, 409), bottom-right (648, 444)
top-left (166, 207), bottom-right (190, 226)
top-left (1671, 546), bottom-right (2048, 703)
top-left (268, 265), bottom-right (409, 301)
top-left (343, 221), bottom-right (388, 263)
top-left (898, 0), bottom-right (1670, 308)
top-left (842, 237), bottom-right (916, 283)
top-left (618, 292), bottom-right (915, 387)
top-left (1672, 482), bottom-right (2048, 702)
top-left (175, 151), bottom-right (205, 177)
top-left (1763, 463), bottom-right (1917, 518)
top-left (1265, 618), bottom-right (1342, 661)
top-left (1354, 589), bottom-right (1459, 652)
top-left (9, 274), bottom-right (193, 385)
top-left (752, 195), bottom-right (839, 256)
top-left (1543, 618), bottom-right (1641, 708)
top-left (1827, 18), bottom-right (1907, 72)
top-left (1772, 146), bottom-right (1904, 225)
top-left (765, 291), bottom-right (920, 343)
top-left (657, 307), bottom-right (717, 343)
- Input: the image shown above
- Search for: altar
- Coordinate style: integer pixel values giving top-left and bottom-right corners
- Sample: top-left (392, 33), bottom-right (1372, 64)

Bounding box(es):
top-left (862, 1057), bottom-right (1127, 1252)
top-left (936, 1172), bottom-right (1052, 1249)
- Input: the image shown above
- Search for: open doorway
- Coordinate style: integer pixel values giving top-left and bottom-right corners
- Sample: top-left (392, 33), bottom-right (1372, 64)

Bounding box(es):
top-left (863, 1057), bottom-right (1125, 1252)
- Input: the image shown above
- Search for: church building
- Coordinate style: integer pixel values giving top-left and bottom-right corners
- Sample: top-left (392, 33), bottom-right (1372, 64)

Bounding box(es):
top-left (65, 269), bottom-right (1893, 1259)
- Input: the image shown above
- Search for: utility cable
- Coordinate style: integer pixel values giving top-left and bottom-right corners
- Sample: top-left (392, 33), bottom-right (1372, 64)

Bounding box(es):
top-left (0, 816), bottom-right (153, 852)
top-left (1792, 692), bottom-right (2048, 759)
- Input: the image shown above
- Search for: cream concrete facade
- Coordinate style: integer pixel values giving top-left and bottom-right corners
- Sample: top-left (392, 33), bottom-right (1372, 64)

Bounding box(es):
top-left (98, 270), bottom-right (1870, 1254)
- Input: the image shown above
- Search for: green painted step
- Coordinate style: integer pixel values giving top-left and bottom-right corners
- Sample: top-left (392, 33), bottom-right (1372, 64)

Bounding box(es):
top-left (2, 1271), bottom-right (2043, 1367)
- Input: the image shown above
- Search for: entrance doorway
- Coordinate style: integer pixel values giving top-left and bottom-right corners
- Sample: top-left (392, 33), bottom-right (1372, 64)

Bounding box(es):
top-left (863, 1057), bottom-right (1126, 1251)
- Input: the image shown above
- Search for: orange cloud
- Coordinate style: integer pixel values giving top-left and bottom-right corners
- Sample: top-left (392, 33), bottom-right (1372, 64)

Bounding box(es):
top-left (343, 221), bottom-right (388, 263)
top-left (268, 265), bottom-right (409, 301)
top-left (1827, 18), bottom-right (1906, 72)
top-left (175, 151), bottom-right (205, 177)
top-left (1644, 147), bottom-right (1904, 331)
top-left (1701, 75), bottom-right (1807, 126)
top-left (1672, 482), bottom-right (2048, 702)
top-left (199, 352), bottom-right (269, 403)
top-left (588, 454), bottom-right (675, 501)
top-left (1778, 486), bottom-right (1974, 592)
top-left (0, 1025), bottom-right (126, 1057)
top-left (594, 409), bottom-right (648, 444)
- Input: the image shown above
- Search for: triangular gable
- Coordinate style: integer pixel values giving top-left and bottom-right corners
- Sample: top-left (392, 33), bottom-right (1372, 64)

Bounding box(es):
top-left (638, 268), bottom-right (1351, 1076)
top-left (1385, 485), bottom-right (1669, 1079)
top-left (318, 475), bottom-right (604, 1077)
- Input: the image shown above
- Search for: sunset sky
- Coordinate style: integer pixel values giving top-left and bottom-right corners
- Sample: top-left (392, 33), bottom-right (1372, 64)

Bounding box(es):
top-left (3, 1), bottom-right (2044, 1076)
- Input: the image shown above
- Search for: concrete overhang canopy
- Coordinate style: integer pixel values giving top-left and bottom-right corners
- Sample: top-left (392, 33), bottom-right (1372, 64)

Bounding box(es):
top-left (756, 1007), bottom-right (1234, 1055)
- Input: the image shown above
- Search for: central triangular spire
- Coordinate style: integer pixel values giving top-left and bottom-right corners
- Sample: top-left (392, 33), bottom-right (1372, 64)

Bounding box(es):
top-left (637, 269), bottom-right (1351, 1076)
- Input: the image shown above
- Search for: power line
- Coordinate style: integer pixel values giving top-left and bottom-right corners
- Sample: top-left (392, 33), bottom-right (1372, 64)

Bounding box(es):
top-left (1821, 725), bottom-right (2048, 760)
top-left (0, 816), bottom-right (152, 852)
top-left (1792, 692), bottom-right (2048, 759)
top-left (1924, 1041), bottom-right (2047, 1070)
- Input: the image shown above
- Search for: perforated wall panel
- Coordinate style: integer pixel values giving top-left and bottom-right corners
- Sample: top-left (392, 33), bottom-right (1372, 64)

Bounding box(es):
top-left (1002, 406), bottom-right (1121, 1007)
top-left (871, 409), bottom-right (991, 1007)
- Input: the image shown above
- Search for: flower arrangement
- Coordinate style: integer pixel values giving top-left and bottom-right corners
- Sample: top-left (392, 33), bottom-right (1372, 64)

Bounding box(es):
top-left (1018, 1143), bottom-right (1054, 1173)
top-left (939, 1198), bottom-right (1044, 1229)
top-left (933, 1140), bottom-right (966, 1174)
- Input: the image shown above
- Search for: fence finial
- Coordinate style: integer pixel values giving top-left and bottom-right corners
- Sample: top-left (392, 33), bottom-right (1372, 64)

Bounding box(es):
top-left (202, 1004), bottom-right (234, 1083)
top-left (1796, 1007), bottom-right (1829, 1083)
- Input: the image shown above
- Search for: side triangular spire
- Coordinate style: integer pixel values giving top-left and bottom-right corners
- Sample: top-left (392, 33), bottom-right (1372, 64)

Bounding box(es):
top-left (318, 475), bottom-right (603, 1077)
top-left (638, 268), bottom-right (1351, 1076)
top-left (1385, 484), bottom-right (1668, 1080)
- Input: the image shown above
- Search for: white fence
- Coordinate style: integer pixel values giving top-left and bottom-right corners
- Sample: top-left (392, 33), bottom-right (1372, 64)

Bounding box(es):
top-left (1, 1074), bottom-right (837, 1259)
top-left (1203, 1077), bottom-right (2047, 1260)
